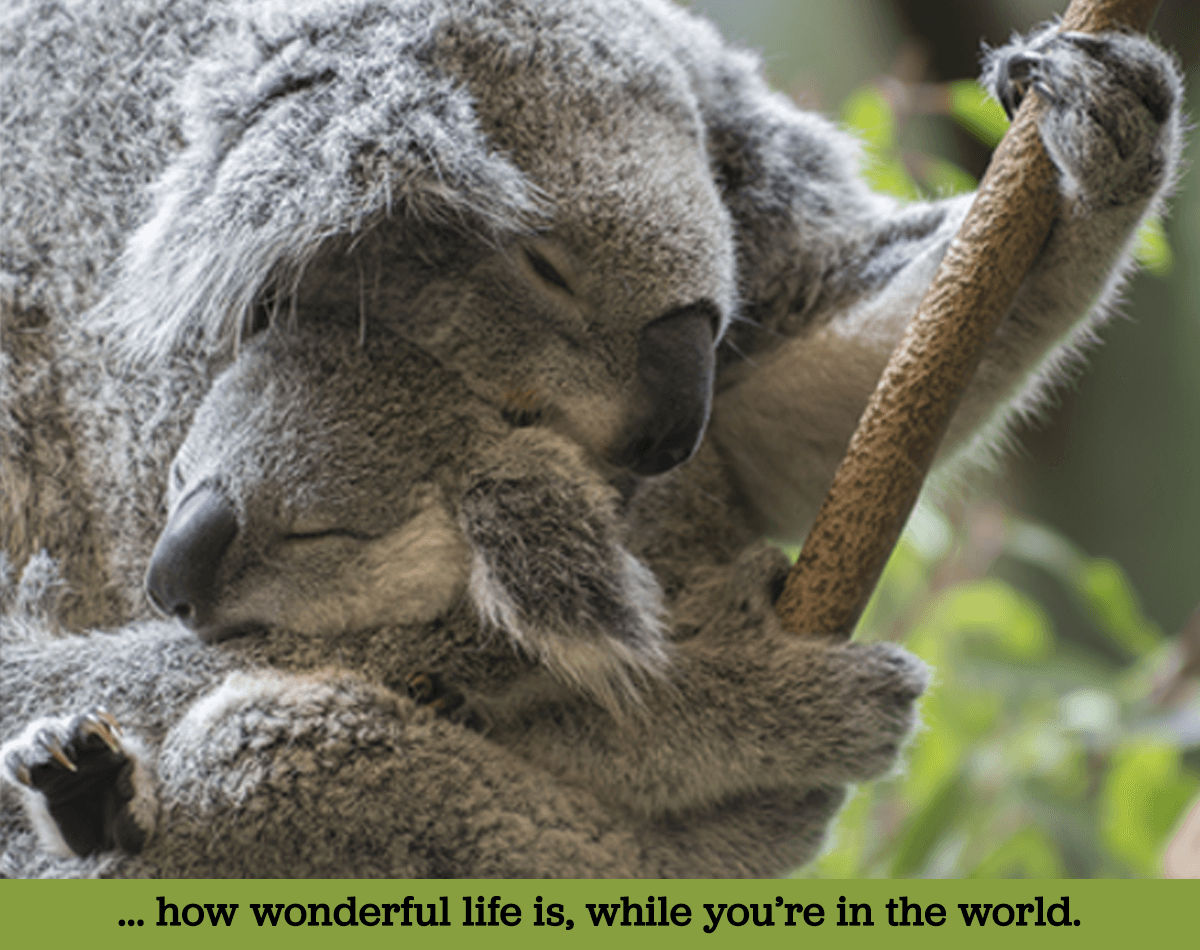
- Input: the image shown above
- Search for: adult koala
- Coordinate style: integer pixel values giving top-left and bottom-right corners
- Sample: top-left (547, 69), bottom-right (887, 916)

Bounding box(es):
top-left (0, 0), bottom-right (1185, 876)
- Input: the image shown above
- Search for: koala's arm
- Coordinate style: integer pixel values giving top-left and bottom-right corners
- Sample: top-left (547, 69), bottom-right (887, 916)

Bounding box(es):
top-left (478, 542), bottom-right (927, 819)
top-left (89, 667), bottom-right (847, 878)
top-left (0, 564), bottom-right (855, 879)
top-left (1, 630), bottom-right (851, 878)
top-left (700, 26), bottom-right (1184, 540)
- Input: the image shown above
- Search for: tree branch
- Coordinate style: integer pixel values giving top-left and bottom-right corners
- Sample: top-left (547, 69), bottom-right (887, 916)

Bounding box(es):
top-left (774, 0), bottom-right (1162, 640)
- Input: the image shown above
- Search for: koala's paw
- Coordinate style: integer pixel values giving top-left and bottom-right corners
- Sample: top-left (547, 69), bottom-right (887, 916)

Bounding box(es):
top-left (1, 710), bottom-right (156, 857)
top-left (462, 434), bottom-right (670, 711)
top-left (983, 25), bottom-right (1181, 205)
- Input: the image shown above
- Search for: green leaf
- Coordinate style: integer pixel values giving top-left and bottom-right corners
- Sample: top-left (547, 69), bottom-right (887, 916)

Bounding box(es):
top-left (856, 536), bottom-right (930, 638)
top-left (840, 85), bottom-right (896, 150)
top-left (1100, 742), bottom-right (1199, 875)
top-left (914, 153), bottom-right (977, 196)
top-left (1078, 558), bottom-right (1162, 658)
top-left (929, 579), bottom-right (1054, 663)
top-left (969, 826), bottom-right (1065, 879)
top-left (840, 85), bottom-right (921, 199)
top-left (948, 80), bottom-right (1009, 147)
top-left (890, 777), bottom-right (968, 877)
top-left (863, 156), bottom-right (921, 199)
top-left (1006, 518), bottom-right (1162, 658)
top-left (1133, 216), bottom-right (1174, 276)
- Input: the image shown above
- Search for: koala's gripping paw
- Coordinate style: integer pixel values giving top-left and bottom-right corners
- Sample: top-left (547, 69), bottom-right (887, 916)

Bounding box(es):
top-left (983, 26), bottom-right (1181, 206)
top-left (1, 710), bottom-right (156, 857)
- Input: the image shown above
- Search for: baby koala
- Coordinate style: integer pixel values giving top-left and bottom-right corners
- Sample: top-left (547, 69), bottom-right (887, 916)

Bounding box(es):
top-left (147, 320), bottom-right (670, 711)
top-left (1, 321), bottom-right (926, 877)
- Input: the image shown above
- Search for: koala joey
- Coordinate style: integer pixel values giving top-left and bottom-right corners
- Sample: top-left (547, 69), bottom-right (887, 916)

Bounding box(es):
top-left (149, 320), bottom-right (672, 710)
top-left (1, 321), bottom-right (928, 877)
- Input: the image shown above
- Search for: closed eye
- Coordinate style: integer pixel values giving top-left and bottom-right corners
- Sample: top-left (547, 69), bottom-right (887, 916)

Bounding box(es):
top-left (524, 247), bottom-right (573, 295)
top-left (283, 528), bottom-right (373, 543)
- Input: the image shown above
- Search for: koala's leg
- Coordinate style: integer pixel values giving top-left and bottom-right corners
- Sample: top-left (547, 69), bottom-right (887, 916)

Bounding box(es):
top-left (0, 710), bottom-right (156, 857)
top-left (710, 27), bottom-right (1183, 541)
top-left (485, 543), bottom-right (928, 818)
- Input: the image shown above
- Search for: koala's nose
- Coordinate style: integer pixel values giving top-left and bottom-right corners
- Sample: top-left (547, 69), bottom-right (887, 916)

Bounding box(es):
top-left (617, 304), bottom-right (717, 476)
top-left (145, 486), bottom-right (238, 634)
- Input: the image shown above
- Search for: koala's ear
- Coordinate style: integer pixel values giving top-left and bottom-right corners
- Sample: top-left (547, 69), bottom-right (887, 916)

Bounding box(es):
top-left (90, 4), bottom-right (545, 362)
top-left (459, 433), bottom-right (670, 713)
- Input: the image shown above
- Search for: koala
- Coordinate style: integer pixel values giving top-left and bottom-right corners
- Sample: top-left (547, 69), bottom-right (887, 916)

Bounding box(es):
top-left (0, 0), bottom-right (1185, 876)
top-left (5, 1), bottom-right (1183, 619)
top-left (1, 321), bottom-right (928, 877)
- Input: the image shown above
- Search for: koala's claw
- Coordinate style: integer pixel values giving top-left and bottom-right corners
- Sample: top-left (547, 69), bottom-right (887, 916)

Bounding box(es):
top-left (1, 709), bottom-right (153, 857)
top-left (994, 48), bottom-right (1066, 117)
top-left (996, 52), bottom-right (1035, 116)
top-left (11, 760), bottom-right (33, 787)
top-left (46, 738), bottom-right (79, 772)
top-left (406, 671), bottom-right (465, 716)
top-left (81, 709), bottom-right (123, 752)
top-left (983, 25), bottom-right (1180, 207)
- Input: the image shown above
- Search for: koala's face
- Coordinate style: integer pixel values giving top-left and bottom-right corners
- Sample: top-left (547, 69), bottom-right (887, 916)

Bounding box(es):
top-left (391, 5), bottom-right (737, 477)
top-left (146, 325), bottom-right (489, 640)
top-left (293, 198), bottom-right (729, 482)
top-left (286, 27), bottom-right (736, 479)
top-left (145, 322), bottom-right (669, 707)
top-left (107, 0), bottom-right (737, 481)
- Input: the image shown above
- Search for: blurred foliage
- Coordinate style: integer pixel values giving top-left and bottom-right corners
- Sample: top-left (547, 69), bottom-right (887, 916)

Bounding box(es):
top-left (838, 78), bottom-right (1172, 273)
top-left (790, 501), bottom-right (1199, 878)
top-left (947, 79), bottom-right (1010, 147)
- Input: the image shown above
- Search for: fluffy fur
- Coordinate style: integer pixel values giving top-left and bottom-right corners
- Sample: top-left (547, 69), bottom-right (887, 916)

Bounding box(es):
top-left (0, 0), bottom-right (1185, 877)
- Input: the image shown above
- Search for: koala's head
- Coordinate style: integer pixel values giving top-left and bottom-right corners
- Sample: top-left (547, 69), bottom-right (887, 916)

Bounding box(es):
top-left (146, 321), bottom-right (669, 709)
top-left (94, 0), bottom-right (740, 478)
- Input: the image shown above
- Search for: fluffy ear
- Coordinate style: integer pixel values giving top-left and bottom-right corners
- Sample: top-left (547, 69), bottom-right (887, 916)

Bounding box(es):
top-left (89, 0), bottom-right (545, 362)
top-left (459, 430), bottom-right (670, 714)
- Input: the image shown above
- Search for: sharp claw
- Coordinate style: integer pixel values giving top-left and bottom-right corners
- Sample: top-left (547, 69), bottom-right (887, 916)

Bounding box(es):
top-left (81, 716), bottom-right (121, 753)
top-left (406, 671), bottom-right (436, 704)
top-left (1061, 32), bottom-right (1104, 54)
top-left (94, 709), bottom-right (122, 735)
top-left (48, 740), bottom-right (77, 772)
top-left (1031, 79), bottom-right (1060, 107)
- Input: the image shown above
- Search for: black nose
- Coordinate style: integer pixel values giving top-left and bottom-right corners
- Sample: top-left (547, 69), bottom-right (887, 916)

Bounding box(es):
top-left (615, 304), bottom-right (716, 476)
top-left (145, 486), bottom-right (238, 633)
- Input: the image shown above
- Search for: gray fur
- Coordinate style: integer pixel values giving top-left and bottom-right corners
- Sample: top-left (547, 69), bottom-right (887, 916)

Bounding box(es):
top-left (0, 0), bottom-right (1185, 877)
top-left (4, 320), bottom-right (928, 876)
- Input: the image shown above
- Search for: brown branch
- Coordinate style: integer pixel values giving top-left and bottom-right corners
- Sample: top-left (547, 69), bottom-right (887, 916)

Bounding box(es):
top-left (774, 0), bottom-right (1162, 640)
